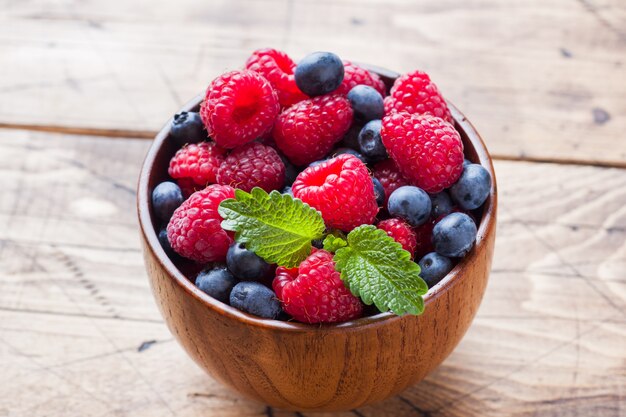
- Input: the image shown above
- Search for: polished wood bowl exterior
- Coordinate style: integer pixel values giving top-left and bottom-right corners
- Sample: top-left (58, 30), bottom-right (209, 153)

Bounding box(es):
top-left (137, 66), bottom-right (497, 412)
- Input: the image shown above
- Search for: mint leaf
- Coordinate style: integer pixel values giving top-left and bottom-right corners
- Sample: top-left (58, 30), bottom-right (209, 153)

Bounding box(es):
top-left (218, 188), bottom-right (325, 268)
top-left (323, 234), bottom-right (347, 252)
top-left (334, 225), bottom-right (428, 315)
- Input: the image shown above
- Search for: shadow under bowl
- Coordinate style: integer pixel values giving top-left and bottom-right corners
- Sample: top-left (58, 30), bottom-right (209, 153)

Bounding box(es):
top-left (137, 65), bottom-right (498, 412)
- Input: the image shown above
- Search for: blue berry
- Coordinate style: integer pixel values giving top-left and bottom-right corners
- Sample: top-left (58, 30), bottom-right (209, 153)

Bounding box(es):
top-left (226, 243), bottom-right (271, 281)
top-left (158, 228), bottom-right (176, 257)
top-left (312, 238), bottom-right (324, 249)
top-left (295, 52), bottom-right (344, 96)
top-left (282, 186), bottom-right (293, 196)
top-left (229, 281), bottom-right (282, 319)
top-left (387, 186), bottom-right (432, 227)
top-left (152, 181), bottom-right (184, 222)
top-left (450, 164), bottom-right (491, 210)
top-left (430, 191), bottom-right (454, 218)
top-left (347, 85), bottom-right (384, 122)
top-left (331, 147), bottom-right (367, 164)
top-left (338, 124), bottom-right (363, 150)
top-left (170, 111), bottom-right (206, 146)
top-left (280, 154), bottom-right (299, 186)
top-left (463, 159), bottom-right (472, 167)
top-left (195, 266), bottom-right (238, 303)
top-left (308, 159), bottom-right (327, 169)
top-left (372, 177), bottom-right (385, 207)
top-left (358, 119), bottom-right (387, 162)
top-left (418, 252), bottom-right (453, 287)
top-left (432, 212), bottom-right (477, 257)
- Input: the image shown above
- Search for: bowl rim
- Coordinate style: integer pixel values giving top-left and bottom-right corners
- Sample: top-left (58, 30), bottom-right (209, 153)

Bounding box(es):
top-left (137, 66), bottom-right (497, 333)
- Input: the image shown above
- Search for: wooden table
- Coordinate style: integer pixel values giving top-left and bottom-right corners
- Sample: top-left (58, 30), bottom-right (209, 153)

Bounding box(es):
top-left (1, 1), bottom-right (624, 416)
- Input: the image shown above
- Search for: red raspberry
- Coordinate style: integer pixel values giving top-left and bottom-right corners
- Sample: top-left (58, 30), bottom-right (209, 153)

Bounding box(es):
top-left (168, 142), bottom-right (226, 194)
top-left (335, 61), bottom-right (386, 96)
top-left (412, 217), bottom-right (437, 260)
top-left (216, 142), bottom-right (285, 192)
top-left (377, 218), bottom-right (417, 258)
top-left (273, 95), bottom-right (353, 166)
top-left (200, 70), bottom-right (279, 149)
top-left (292, 154), bottom-right (378, 231)
top-left (176, 178), bottom-right (200, 198)
top-left (372, 159), bottom-right (409, 205)
top-left (273, 249), bottom-right (363, 323)
top-left (383, 70), bottom-right (452, 123)
top-left (381, 113), bottom-right (464, 193)
top-left (245, 48), bottom-right (308, 108)
top-left (166, 184), bottom-right (235, 263)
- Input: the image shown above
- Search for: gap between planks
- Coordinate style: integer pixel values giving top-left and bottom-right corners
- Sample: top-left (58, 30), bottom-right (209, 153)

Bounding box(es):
top-left (2, 123), bottom-right (626, 170)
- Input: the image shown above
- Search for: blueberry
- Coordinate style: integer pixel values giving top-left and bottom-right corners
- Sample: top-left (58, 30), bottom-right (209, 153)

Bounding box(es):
top-left (432, 212), bottom-right (477, 258)
top-left (308, 159), bottom-right (327, 169)
top-left (295, 52), bottom-right (344, 96)
top-left (280, 154), bottom-right (299, 186)
top-left (347, 85), bottom-right (384, 122)
top-left (226, 243), bottom-right (271, 281)
top-left (195, 266), bottom-right (238, 303)
top-left (312, 238), bottom-right (324, 249)
top-left (338, 124), bottom-right (363, 150)
top-left (158, 228), bottom-right (175, 257)
top-left (430, 191), bottom-right (454, 218)
top-left (152, 181), bottom-right (184, 222)
top-left (463, 159), bottom-right (472, 167)
top-left (418, 252), bottom-right (454, 287)
top-left (229, 281), bottom-right (282, 319)
top-left (450, 164), bottom-right (491, 210)
top-left (372, 177), bottom-right (385, 207)
top-left (282, 186), bottom-right (293, 197)
top-left (387, 186), bottom-right (432, 226)
top-left (170, 111), bottom-right (206, 146)
top-left (358, 120), bottom-right (387, 163)
top-left (332, 147), bottom-right (367, 164)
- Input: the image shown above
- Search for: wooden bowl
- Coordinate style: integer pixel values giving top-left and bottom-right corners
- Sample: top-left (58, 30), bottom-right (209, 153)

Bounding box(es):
top-left (137, 66), bottom-right (497, 412)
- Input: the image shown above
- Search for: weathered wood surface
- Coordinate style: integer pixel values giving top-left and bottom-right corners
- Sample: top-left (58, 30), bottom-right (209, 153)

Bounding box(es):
top-left (1, 0), bottom-right (626, 166)
top-left (0, 129), bottom-right (624, 416)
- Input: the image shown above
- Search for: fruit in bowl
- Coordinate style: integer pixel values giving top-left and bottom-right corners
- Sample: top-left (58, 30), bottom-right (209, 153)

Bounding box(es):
top-left (138, 48), bottom-right (497, 411)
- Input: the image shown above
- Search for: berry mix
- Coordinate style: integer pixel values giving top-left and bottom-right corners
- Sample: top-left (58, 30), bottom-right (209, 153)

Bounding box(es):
top-left (151, 48), bottom-right (492, 324)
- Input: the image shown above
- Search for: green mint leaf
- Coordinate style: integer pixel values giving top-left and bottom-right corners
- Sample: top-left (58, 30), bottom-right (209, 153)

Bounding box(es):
top-left (218, 187), bottom-right (325, 268)
top-left (334, 225), bottom-right (428, 315)
top-left (323, 234), bottom-right (347, 252)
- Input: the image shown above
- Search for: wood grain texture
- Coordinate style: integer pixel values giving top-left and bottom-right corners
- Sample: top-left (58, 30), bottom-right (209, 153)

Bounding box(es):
top-left (0, 0), bottom-right (625, 165)
top-left (0, 129), bottom-right (624, 415)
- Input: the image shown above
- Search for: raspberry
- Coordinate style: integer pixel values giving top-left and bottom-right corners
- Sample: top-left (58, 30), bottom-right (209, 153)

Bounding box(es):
top-left (168, 142), bottom-right (226, 194)
top-left (292, 154), bottom-right (378, 231)
top-left (200, 70), bottom-right (280, 149)
top-left (381, 113), bottom-right (464, 193)
top-left (272, 249), bottom-right (363, 323)
top-left (372, 159), bottom-right (409, 205)
top-left (383, 70), bottom-right (452, 123)
top-left (216, 142), bottom-right (285, 192)
top-left (335, 61), bottom-right (386, 96)
top-left (245, 48), bottom-right (308, 108)
top-left (166, 184), bottom-right (235, 263)
top-left (176, 178), bottom-right (199, 198)
top-left (377, 218), bottom-right (417, 258)
top-left (273, 95), bottom-right (353, 166)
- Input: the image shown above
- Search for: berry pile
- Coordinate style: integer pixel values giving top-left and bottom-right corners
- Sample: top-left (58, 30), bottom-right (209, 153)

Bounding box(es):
top-left (150, 49), bottom-right (492, 324)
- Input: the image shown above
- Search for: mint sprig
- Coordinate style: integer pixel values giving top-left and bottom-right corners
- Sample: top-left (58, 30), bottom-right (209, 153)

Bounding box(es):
top-left (334, 225), bottom-right (428, 315)
top-left (218, 188), bottom-right (325, 268)
top-left (323, 233), bottom-right (347, 252)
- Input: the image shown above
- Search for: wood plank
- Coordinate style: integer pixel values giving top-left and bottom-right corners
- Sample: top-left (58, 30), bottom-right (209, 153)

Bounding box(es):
top-left (0, 129), bottom-right (625, 415)
top-left (1, 0), bottom-right (625, 165)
